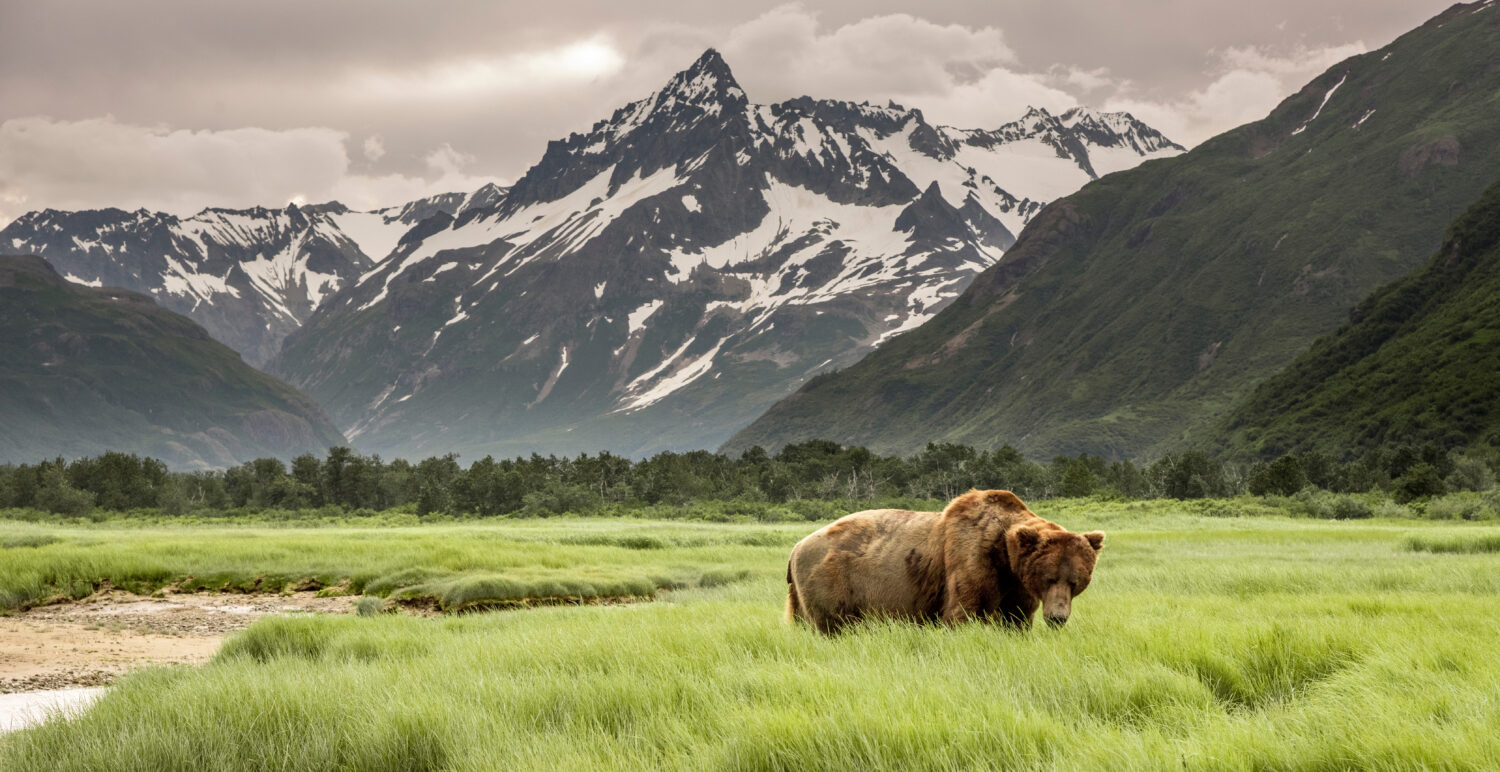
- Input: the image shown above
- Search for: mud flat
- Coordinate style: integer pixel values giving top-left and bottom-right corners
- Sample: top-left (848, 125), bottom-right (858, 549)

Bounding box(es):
top-left (0, 590), bottom-right (352, 714)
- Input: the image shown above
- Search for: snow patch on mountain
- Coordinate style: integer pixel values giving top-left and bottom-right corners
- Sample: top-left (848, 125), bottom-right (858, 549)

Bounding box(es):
top-left (1293, 74), bottom-right (1348, 135)
top-left (625, 300), bottom-right (664, 336)
top-left (62, 272), bottom-right (103, 287)
top-left (159, 254), bottom-right (238, 308)
top-left (616, 338), bottom-right (728, 413)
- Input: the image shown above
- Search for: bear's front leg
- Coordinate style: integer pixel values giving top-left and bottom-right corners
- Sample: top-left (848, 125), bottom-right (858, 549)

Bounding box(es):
top-left (996, 593), bottom-right (1039, 629)
top-left (941, 575), bottom-right (987, 624)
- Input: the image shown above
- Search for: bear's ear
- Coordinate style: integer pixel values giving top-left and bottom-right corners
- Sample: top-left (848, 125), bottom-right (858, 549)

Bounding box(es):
top-left (987, 490), bottom-right (1026, 511)
top-left (1013, 526), bottom-right (1040, 551)
top-left (1083, 531), bottom-right (1105, 551)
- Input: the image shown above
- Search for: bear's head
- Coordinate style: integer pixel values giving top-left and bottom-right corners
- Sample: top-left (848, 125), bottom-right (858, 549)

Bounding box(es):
top-left (1009, 525), bottom-right (1104, 627)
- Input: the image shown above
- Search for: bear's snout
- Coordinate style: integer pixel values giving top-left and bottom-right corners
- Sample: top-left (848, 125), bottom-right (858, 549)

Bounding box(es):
top-left (1041, 584), bottom-right (1072, 627)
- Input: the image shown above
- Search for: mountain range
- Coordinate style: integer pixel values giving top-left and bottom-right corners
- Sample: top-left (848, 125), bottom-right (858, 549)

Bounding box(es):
top-left (0, 187), bottom-right (504, 367)
top-left (268, 49), bottom-right (1181, 460)
top-left (728, 0), bottom-right (1500, 460)
top-left (1, 50), bottom-right (1180, 462)
top-left (0, 255), bottom-right (345, 468)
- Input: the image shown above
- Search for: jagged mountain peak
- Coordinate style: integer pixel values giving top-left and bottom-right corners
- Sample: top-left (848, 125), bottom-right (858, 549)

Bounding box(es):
top-left (663, 48), bottom-right (745, 105)
top-left (466, 182), bottom-right (506, 201)
top-left (1017, 105), bottom-right (1059, 125)
top-left (1057, 106), bottom-right (1099, 126)
top-left (455, 182), bottom-right (509, 220)
top-left (1009, 105), bottom-right (1115, 139)
top-left (303, 201), bottom-right (352, 216)
top-left (501, 50), bottom-right (757, 207)
top-left (14, 206), bottom-right (179, 232)
top-left (895, 180), bottom-right (965, 236)
top-left (610, 48), bottom-right (749, 132)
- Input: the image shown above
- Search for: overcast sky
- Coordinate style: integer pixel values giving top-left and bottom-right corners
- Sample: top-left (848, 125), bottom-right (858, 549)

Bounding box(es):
top-left (0, 0), bottom-right (1455, 225)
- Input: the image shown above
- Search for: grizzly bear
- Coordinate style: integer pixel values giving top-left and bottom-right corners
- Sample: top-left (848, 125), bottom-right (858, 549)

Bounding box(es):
top-left (785, 489), bottom-right (1103, 633)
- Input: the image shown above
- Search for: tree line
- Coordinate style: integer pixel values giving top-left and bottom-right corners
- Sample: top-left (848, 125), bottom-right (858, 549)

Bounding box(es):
top-left (0, 440), bottom-right (1494, 518)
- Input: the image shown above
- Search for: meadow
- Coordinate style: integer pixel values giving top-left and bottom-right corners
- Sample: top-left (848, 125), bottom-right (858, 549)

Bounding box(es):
top-left (2, 499), bottom-right (1500, 770)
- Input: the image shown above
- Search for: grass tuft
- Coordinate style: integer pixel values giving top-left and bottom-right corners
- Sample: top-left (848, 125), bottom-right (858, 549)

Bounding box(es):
top-left (1, 533), bottom-right (62, 549)
top-left (354, 596), bottom-right (385, 617)
top-left (1404, 533), bottom-right (1500, 554)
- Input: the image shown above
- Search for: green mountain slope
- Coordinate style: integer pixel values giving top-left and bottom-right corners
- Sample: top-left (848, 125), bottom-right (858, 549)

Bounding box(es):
top-left (0, 256), bottom-right (346, 468)
top-left (726, 1), bottom-right (1500, 459)
top-left (1220, 179), bottom-right (1500, 458)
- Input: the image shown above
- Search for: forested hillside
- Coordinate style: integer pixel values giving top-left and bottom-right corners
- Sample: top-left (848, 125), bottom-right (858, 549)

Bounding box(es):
top-left (1221, 179), bottom-right (1500, 458)
top-left (0, 256), bottom-right (346, 468)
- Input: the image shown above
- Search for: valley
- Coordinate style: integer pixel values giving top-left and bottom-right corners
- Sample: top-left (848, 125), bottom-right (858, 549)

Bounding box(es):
top-left (4, 506), bottom-right (1500, 768)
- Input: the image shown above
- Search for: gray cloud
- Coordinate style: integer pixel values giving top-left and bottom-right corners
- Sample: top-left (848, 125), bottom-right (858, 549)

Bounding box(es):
top-left (0, 0), bottom-right (1453, 224)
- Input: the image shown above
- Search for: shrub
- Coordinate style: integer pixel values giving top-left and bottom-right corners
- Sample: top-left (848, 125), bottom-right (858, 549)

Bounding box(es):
top-left (520, 482), bottom-right (600, 517)
top-left (1423, 494), bottom-right (1488, 521)
top-left (1330, 495), bottom-right (1373, 520)
top-left (1284, 490), bottom-right (1372, 519)
top-left (1392, 463), bottom-right (1446, 503)
top-left (1371, 500), bottom-right (1413, 519)
top-left (1248, 456), bottom-right (1308, 497)
top-left (1288, 490), bottom-right (1329, 517)
top-left (1484, 487), bottom-right (1500, 515)
top-left (34, 467), bottom-right (95, 517)
top-left (1446, 456), bottom-right (1497, 492)
top-left (1149, 451), bottom-right (1233, 499)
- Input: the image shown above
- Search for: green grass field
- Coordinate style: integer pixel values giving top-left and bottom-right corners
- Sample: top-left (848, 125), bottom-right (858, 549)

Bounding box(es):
top-left (3, 500), bottom-right (1500, 770)
top-left (0, 516), bottom-right (803, 612)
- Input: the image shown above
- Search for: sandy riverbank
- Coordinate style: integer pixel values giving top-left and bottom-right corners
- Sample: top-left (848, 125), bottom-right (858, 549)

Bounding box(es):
top-left (0, 590), bottom-right (352, 733)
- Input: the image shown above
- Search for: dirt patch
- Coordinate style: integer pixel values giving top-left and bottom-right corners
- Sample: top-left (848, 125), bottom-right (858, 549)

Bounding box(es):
top-left (0, 590), bottom-right (353, 693)
top-left (1398, 135), bottom-right (1461, 177)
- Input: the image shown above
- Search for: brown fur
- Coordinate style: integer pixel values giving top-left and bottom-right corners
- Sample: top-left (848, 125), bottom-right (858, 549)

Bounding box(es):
top-left (785, 489), bottom-right (1103, 633)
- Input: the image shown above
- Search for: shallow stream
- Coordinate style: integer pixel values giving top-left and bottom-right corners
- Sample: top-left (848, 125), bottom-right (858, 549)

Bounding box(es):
top-left (0, 688), bottom-right (104, 733)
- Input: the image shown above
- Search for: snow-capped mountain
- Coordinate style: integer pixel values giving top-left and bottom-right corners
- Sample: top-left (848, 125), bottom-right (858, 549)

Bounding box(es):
top-left (273, 49), bottom-right (1183, 459)
top-left (0, 190), bottom-right (497, 366)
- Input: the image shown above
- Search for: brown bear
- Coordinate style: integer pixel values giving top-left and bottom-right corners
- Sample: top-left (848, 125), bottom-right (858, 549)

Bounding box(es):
top-left (785, 489), bottom-right (1103, 633)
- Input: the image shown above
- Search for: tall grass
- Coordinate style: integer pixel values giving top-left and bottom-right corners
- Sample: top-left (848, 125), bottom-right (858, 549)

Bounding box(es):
top-left (4, 506), bottom-right (1500, 769)
top-left (1405, 532), bottom-right (1500, 554)
top-left (0, 518), bottom-right (796, 611)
